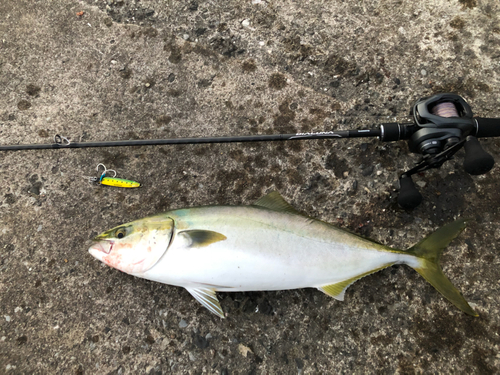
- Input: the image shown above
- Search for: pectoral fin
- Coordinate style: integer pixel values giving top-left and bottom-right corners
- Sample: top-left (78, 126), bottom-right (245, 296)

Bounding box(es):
top-left (186, 287), bottom-right (225, 318)
top-left (318, 264), bottom-right (393, 301)
top-left (179, 230), bottom-right (227, 248)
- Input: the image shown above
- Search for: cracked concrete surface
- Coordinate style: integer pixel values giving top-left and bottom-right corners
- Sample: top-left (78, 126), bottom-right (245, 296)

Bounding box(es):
top-left (1, 0), bottom-right (499, 373)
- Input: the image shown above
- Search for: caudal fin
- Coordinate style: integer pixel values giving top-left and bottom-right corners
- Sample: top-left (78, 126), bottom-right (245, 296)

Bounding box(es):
top-left (407, 219), bottom-right (478, 317)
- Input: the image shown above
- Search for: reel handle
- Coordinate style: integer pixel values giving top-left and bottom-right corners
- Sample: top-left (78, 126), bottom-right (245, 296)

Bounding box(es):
top-left (463, 135), bottom-right (495, 175)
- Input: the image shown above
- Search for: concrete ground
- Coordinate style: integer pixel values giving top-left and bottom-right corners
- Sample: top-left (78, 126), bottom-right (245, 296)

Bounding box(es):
top-left (1, 0), bottom-right (499, 373)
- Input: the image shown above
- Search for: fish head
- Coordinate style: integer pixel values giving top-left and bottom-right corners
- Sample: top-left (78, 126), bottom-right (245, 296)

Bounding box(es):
top-left (88, 216), bottom-right (174, 275)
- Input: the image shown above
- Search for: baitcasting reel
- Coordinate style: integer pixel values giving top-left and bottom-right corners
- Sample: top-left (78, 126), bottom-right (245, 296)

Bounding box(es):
top-left (382, 93), bottom-right (500, 209)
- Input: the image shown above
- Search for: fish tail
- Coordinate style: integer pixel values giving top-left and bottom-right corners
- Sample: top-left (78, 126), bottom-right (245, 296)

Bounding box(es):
top-left (406, 219), bottom-right (478, 316)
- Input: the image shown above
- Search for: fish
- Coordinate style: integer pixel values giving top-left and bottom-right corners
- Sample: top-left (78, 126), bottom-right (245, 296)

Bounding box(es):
top-left (88, 191), bottom-right (478, 318)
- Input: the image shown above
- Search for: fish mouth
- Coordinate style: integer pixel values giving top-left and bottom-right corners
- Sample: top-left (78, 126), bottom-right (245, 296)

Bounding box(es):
top-left (89, 240), bottom-right (114, 255)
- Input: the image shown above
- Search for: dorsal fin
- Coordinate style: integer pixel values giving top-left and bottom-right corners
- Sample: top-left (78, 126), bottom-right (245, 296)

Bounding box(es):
top-left (252, 191), bottom-right (302, 215)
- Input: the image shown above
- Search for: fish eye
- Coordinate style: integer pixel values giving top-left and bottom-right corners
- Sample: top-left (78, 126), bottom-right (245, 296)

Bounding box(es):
top-left (115, 228), bottom-right (127, 239)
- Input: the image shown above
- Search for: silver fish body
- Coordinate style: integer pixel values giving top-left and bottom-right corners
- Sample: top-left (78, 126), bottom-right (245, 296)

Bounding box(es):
top-left (144, 205), bottom-right (417, 291)
top-left (89, 192), bottom-right (477, 318)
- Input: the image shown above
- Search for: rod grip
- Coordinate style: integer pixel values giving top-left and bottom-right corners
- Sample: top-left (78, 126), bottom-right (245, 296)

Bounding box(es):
top-left (398, 176), bottom-right (422, 209)
top-left (463, 136), bottom-right (495, 175)
top-left (475, 117), bottom-right (500, 138)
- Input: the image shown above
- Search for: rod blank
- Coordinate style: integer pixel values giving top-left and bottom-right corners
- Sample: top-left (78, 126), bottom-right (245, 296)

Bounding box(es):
top-left (0, 129), bottom-right (383, 151)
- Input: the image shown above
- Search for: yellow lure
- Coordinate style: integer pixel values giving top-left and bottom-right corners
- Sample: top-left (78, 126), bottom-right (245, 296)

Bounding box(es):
top-left (100, 176), bottom-right (140, 188)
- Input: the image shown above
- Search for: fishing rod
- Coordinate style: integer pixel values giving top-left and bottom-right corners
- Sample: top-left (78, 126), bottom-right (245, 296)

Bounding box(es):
top-left (2, 93), bottom-right (500, 209)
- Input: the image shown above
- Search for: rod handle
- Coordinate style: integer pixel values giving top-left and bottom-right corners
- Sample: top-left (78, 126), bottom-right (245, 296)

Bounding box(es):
top-left (398, 175), bottom-right (423, 209)
top-left (463, 136), bottom-right (495, 175)
top-left (475, 117), bottom-right (500, 138)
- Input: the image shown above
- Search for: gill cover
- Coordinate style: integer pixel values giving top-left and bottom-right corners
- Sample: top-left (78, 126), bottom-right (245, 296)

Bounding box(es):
top-left (90, 216), bottom-right (174, 275)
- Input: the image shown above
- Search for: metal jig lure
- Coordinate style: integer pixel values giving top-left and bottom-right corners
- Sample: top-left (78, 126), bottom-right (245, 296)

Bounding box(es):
top-left (85, 164), bottom-right (140, 188)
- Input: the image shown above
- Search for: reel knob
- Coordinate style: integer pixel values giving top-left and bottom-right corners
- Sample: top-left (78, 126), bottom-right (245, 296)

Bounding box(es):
top-left (463, 135), bottom-right (495, 175)
top-left (398, 175), bottom-right (423, 209)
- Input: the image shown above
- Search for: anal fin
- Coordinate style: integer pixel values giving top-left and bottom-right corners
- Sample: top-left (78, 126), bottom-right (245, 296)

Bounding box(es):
top-left (319, 281), bottom-right (352, 301)
top-left (318, 264), bottom-right (393, 301)
top-left (186, 287), bottom-right (225, 318)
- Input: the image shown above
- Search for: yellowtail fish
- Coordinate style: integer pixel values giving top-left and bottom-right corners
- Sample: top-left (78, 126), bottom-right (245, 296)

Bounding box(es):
top-left (88, 192), bottom-right (477, 318)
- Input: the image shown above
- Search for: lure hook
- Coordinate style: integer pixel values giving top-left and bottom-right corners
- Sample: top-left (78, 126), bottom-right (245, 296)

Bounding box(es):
top-left (96, 163), bottom-right (117, 179)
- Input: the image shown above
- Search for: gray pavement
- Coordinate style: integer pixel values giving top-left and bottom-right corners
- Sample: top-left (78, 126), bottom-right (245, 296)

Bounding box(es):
top-left (1, 0), bottom-right (499, 373)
